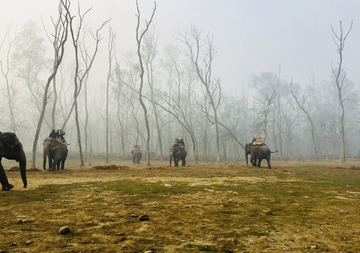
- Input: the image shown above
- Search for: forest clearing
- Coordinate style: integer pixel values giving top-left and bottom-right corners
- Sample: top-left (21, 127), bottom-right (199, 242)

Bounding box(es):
top-left (1, 160), bottom-right (359, 252)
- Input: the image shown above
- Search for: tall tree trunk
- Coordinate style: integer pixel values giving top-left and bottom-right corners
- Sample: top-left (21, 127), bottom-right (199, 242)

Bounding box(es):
top-left (331, 20), bottom-right (353, 163)
top-left (74, 98), bottom-right (84, 166)
top-left (135, 0), bottom-right (156, 166)
top-left (51, 78), bottom-right (57, 130)
top-left (84, 79), bottom-right (89, 163)
top-left (105, 29), bottom-right (115, 163)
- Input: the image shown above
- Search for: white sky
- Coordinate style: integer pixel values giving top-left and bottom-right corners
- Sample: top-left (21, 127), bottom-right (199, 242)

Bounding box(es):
top-left (1, 0), bottom-right (359, 94)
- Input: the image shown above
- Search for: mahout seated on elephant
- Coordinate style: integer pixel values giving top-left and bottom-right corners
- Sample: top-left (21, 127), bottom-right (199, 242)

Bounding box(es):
top-left (49, 129), bottom-right (58, 138)
top-left (43, 137), bottom-right (68, 171)
top-left (131, 145), bottom-right (142, 164)
top-left (0, 132), bottom-right (27, 191)
top-left (170, 145), bottom-right (187, 167)
top-left (252, 136), bottom-right (257, 144)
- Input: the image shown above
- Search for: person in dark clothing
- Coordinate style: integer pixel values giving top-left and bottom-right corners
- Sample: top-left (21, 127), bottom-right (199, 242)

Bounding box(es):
top-left (178, 138), bottom-right (185, 147)
top-left (49, 129), bottom-right (58, 139)
top-left (173, 138), bottom-right (179, 147)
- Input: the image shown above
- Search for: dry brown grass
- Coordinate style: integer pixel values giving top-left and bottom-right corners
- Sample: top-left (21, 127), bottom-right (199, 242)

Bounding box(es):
top-left (1, 159), bottom-right (359, 252)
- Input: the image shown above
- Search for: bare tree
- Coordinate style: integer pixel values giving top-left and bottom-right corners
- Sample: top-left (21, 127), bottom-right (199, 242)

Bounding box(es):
top-left (80, 44), bottom-right (92, 163)
top-left (12, 20), bottom-right (52, 129)
top-left (290, 78), bottom-right (318, 161)
top-left (31, 0), bottom-right (69, 169)
top-left (106, 27), bottom-right (116, 163)
top-left (178, 26), bottom-right (222, 162)
top-left (147, 88), bottom-right (199, 163)
top-left (251, 72), bottom-right (278, 141)
top-left (0, 27), bottom-right (17, 133)
top-left (112, 53), bottom-right (128, 159)
top-left (42, 6), bottom-right (66, 130)
top-left (331, 20), bottom-right (353, 163)
top-left (143, 29), bottom-right (164, 162)
top-left (63, 2), bottom-right (109, 166)
top-left (135, 0), bottom-right (157, 166)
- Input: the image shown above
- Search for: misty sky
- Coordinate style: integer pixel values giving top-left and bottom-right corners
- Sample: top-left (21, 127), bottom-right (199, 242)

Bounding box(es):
top-left (1, 0), bottom-right (359, 94)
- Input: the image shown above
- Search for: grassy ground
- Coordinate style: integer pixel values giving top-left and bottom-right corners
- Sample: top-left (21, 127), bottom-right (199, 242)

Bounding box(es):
top-left (0, 159), bottom-right (359, 252)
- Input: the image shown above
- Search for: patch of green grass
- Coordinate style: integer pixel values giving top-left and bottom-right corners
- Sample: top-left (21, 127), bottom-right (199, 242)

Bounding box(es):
top-left (96, 180), bottom-right (197, 199)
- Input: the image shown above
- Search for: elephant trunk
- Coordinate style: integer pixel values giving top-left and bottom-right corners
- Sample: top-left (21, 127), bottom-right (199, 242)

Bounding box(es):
top-left (43, 147), bottom-right (48, 170)
top-left (169, 152), bottom-right (173, 167)
top-left (18, 147), bottom-right (27, 188)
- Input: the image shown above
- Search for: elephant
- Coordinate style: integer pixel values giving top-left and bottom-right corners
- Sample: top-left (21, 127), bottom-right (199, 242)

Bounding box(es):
top-left (0, 132), bottom-right (27, 191)
top-left (131, 146), bottom-right (142, 164)
top-left (250, 144), bottom-right (278, 169)
top-left (170, 146), bottom-right (187, 167)
top-left (43, 137), bottom-right (68, 171)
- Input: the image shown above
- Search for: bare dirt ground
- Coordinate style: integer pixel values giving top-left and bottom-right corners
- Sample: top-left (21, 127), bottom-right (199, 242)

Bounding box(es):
top-left (1, 159), bottom-right (360, 252)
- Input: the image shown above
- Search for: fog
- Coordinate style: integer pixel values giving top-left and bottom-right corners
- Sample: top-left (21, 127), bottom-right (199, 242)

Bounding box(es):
top-left (0, 0), bottom-right (359, 163)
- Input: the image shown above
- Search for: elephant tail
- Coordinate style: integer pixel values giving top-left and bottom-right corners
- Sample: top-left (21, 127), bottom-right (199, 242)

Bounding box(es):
top-left (270, 150), bottom-right (279, 153)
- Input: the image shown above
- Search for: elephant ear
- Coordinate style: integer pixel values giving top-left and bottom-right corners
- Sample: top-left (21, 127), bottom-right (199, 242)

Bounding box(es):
top-left (50, 141), bottom-right (61, 151)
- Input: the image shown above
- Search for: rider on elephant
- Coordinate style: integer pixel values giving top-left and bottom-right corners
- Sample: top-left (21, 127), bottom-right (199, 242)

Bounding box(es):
top-left (252, 136), bottom-right (257, 145)
top-left (174, 138), bottom-right (185, 148)
top-left (49, 129), bottom-right (58, 139)
top-left (178, 138), bottom-right (185, 147)
top-left (57, 129), bottom-right (68, 145)
top-left (173, 138), bottom-right (179, 148)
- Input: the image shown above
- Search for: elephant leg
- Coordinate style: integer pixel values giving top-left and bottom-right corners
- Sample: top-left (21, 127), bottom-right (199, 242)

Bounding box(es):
top-left (182, 158), bottom-right (186, 166)
top-left (47, 157), bottom-right (54, 171)
top-left (251, 157), bottom-right (256, 166)
top-left (61, 159), bottom-right (65, 170)
top-left (251, 158), bottom-right (256, 167)
top-left (52, 159), bottom-right (58, 170)
top-left (266, 159), bottom-right (271, 169)
top-left (174, 157), bottom-right (179, 166)
top-left (0, 163), bottom-right (13, 191)
top-left (48, 155), bottom-right (52, 170)
top-left (257, 159), bottom-right (262, 167)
